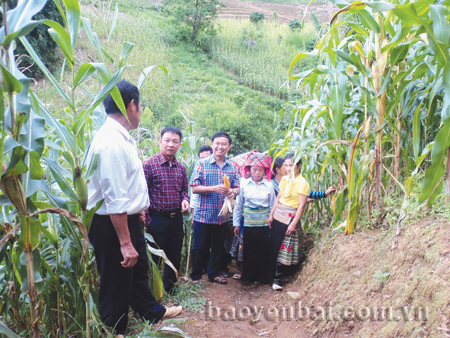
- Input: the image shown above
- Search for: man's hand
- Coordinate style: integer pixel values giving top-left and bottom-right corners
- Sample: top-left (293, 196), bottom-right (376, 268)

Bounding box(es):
top-left (182, 200), bottom-right (190, 214)
top-left (234, 226), bottom-right (240, 237)
top-left (225, 189), bottom-right (235, 199)
top-left (120, 241), bottom-right (139, 268)
top-left (268, 214), bottom-right (273, 228)
top-left (215, 184), bottom-right (230, 196)
top-left (110, 213), bottom-right (138, 269)
top-left (139, 212), bottom-right (146, 225)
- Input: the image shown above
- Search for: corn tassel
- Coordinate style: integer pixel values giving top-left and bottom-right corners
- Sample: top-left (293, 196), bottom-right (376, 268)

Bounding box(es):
top-left (1, 162), bottom-right (27, 216)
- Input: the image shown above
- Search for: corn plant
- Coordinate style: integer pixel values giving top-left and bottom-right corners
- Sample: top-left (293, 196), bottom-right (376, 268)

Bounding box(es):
top-left (0, 0), bottom-right (167, 336)
top-left (271, 0), bottom-right (450, 234)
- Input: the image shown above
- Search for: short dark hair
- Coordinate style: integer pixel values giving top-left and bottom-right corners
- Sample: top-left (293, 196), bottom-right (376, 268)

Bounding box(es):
top-left (211, 132), bottom-right (232, 145)
top-left (161, 126), bottom-right (182, 140)
top-left (103, 79), bottom-right (139, 115)
top-left (272, 157), bottom-right (285, 178)
top-left (285, 152), bottom-right (302, 167)
top-left (198, 145), bottom-right (213, 157)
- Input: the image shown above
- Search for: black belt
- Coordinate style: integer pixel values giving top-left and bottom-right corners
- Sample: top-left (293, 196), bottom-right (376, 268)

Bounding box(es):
top-left (148, 209), bottom-right (181, 219)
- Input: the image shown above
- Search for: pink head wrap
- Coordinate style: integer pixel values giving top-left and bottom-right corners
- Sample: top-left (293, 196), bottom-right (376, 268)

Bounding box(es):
top-left (243, 151), bottom-right (273, 181)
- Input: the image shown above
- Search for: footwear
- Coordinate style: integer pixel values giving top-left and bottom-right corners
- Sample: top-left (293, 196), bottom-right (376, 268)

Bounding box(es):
top-left (162, 305), bottom-right (182, 320)
top-left (233, 273), bottom-right (242, 280)
top-left (272, 283), bottom-right (283, 291)
top-left (209, 276), bottom-right (228, 284)
top-left (192, 280), bottom-right (201, 285)
top-left (221, 271), bottom-right (230, 278)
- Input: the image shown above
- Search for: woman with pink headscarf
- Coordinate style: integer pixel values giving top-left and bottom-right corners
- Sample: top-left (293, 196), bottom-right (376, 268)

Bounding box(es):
top-left (233, 151), bottom-right (275, 284)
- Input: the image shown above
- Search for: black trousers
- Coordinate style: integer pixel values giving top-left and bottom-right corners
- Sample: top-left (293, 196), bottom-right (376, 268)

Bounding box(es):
top-left (89, 214), bottom-right (165, 334)
top-left (190, 221), bottom-right (228, 281)
top-left (146, 213), bottom-right (184, 293)
top-left (268, 219), bottom-right (289, 284)
top-left (242, 226), bottom-right (269, 284)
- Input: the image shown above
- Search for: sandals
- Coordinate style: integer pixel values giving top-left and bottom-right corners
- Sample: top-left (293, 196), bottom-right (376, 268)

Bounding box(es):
top-left (272, 283), bottom-right (283, 291)
top-left (209, 276), bottom-right (228, 284)
top-left (233, 273), bottom-right (242, 280)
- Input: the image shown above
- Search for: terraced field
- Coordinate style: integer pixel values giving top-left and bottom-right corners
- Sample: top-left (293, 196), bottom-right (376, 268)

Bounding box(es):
top-left (219, 0), bottom-right (333, 24)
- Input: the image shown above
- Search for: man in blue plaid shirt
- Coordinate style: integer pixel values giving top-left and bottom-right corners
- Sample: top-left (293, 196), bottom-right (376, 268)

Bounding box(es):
top-left (190, 132), bottom-right (239, 284)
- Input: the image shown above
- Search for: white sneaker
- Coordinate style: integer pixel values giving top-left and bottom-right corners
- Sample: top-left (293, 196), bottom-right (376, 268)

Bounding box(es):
top-left (162, 305), bottom-right (182, 320)
top-left (272, 283), bottom-right (283, 291)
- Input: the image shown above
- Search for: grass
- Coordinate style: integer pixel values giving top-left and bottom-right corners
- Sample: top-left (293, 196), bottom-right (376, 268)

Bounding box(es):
top-left (210, 19), bottom-right (319, 98)
top-left (240, 0), bottom-right (327, 3)
top-left (35, 1), bottom-right (320, 153)
top-left (163, 283), bottom-right (207, 312)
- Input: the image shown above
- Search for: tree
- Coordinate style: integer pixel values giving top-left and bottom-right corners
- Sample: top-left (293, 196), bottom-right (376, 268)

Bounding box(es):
top-left (249, 12), bottom-right (265, 24)
top-left (0, 0), bottom-right (63, 79)
top-left (170, 0), bottom-right (223, 40)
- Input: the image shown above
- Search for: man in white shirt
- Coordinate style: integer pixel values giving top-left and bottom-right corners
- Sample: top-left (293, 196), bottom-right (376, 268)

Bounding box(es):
top-left (87, 80), bottom-right (181, 337)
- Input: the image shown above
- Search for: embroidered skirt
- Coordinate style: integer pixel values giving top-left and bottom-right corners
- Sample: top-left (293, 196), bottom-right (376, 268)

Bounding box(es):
top-left (273, 204), bottom-right (301, 266)
top-left (230, 233), bottom-right (244, 262)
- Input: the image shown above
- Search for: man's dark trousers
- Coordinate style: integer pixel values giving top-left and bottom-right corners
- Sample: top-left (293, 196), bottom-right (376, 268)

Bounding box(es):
top-left (146, 212), bottom-right (184, 293)
top-left (89, 214), bottom-right (165, 334)
top-left (190, 221), bottom-right (228, 281)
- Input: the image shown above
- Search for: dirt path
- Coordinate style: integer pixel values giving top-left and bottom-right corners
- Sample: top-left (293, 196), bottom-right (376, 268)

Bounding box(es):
top-left (180, 264), bottom-right (311, 338)
top-left (177, 219), bottom-right (450, 337)
top-left (218, 0), bottom-right (334, 24)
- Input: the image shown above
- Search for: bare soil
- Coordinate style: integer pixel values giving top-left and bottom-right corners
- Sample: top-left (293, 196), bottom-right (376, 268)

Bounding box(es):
top-left (177, 219), bottom-right (450, 337)
top-left (218, 0), bottom-right (335, 24)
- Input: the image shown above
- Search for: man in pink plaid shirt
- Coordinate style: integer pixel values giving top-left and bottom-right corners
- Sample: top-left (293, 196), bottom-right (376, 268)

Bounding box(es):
top-left (143, 126), bottom-right (190, 294)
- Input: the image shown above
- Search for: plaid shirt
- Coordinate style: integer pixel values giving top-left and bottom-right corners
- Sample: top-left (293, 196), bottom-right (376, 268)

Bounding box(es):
top-left (190, 154), bottom-right (239, 224)
top-left (143, 152), bottom-right (189, 224)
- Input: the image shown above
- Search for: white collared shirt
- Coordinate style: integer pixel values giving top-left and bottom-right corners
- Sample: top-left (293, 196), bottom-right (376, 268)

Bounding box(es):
top-left (233, 177), bottom-right (276, 227)
top-left (86, 118), bottom-right (149, 215)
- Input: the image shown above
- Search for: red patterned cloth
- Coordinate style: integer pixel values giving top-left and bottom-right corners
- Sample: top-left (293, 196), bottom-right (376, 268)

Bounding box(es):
top-left (243, 151), bottom-right (273, 181)
top-left (229, 151), bottom-right (254, 168)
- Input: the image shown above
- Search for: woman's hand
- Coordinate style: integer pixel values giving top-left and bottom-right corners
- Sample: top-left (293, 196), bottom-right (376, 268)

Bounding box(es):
top-left (268, 214), bottom-right (273, 228)
top-left (325, 186), bottom-right (338, 196)
top-left (285, 224), bottom-right (296, 236)
top-left (234, 226), bottom-right (240, 237)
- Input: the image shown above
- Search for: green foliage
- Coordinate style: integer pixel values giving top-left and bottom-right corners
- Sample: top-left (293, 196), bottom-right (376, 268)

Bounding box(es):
top-left (209, 19), bottom-right (319, 98)
top-left (288, 18), bottom-right (302, 31)
top-left (0, 0), bottom-right (63, 79)
top-left (272, 0), bottom-right (450, 235)
top-left (250, 12), bottom-right (265, 24)
top-left (0, 0), bottom-right (168, 336)
top-left (373, 271), bottom-right (390, 283)
top-left (310, 12), bottom-right (321, 33)
top-left (272, 11), bottom-right (278, 21)
top-left (169, 0), bottom-right (223, 46)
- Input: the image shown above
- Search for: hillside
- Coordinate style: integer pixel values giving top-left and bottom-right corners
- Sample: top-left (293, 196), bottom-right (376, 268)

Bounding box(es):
top-left (177, 218), bottom-right (450, 337)
top-left (219, 0), bottom-right (333, 23)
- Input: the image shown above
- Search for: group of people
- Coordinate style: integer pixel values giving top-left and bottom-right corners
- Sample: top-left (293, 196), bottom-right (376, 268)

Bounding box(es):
top-left (190, 148), bottom-right (335, 291)
top-left (86, 79), bottom-right (335, 336)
